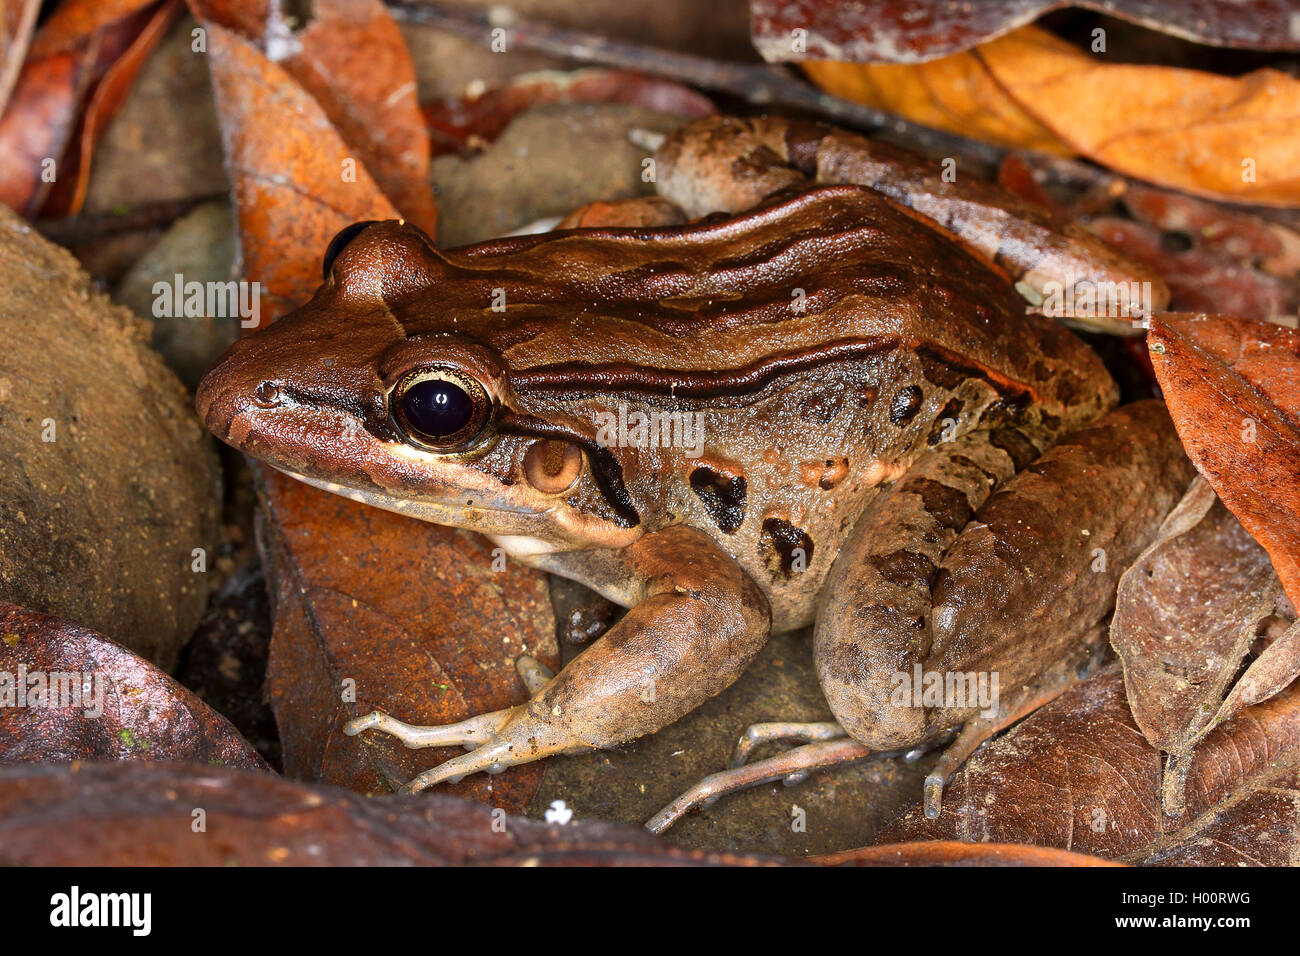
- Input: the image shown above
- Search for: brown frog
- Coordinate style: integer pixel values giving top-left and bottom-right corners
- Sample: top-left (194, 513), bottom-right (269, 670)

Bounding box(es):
top-left (196, 116), bottom-right (1193, 829)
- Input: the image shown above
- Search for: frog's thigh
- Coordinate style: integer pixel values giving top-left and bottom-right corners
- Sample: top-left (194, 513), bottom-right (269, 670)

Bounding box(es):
top-left (922, 399), bottom-right (1194, 694)
top-left (814, 433), bottom-right (1018, 749)
top-left (817, 400), bottom-right (1194, 751)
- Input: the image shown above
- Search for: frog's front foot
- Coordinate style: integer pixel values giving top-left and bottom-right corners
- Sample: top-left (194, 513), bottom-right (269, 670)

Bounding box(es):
top-left (343, 708), bottom-right (511, 753)
top-left (344, 657), bottom-right (557, 789)
top-left (345, 698), bottom-right (577, 792)
top-left (344, 656), bottom-right (565, 791)
top-left (348, 525), bottom-right (772, 795)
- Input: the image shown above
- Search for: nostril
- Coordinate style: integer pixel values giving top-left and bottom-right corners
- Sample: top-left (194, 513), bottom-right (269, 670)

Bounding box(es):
top-left (253, 381), bottom-right (281, 408)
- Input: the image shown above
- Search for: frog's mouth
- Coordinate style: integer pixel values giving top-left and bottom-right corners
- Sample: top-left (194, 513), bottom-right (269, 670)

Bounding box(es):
top-left (276, 464), bottom-right (555, 530)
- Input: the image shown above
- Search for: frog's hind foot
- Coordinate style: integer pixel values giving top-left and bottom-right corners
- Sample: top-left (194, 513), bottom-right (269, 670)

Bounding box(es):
top-left (730, 721), bottom-right (847, 767)
top-left (923, 630), bottom-right (1109, 819)
top-left (646, 723), bottom-right (890, 834)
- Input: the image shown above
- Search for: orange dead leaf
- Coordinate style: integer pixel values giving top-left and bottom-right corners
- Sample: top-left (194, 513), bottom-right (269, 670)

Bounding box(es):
top-left (802, 44), bottom-right (1069, 156)
top-left (191, 0), bottom-right (437, 235)
top-left (203, 21), bottom-right (397, 315)
top-left (0, 0), bottom-right (168, 217)
top-left (1148, 313), bottom-right (1300, 608)
top-left (805, 25), bottom-right (1300, 206)
top-left (978, 27), bottom-right (1300, 205)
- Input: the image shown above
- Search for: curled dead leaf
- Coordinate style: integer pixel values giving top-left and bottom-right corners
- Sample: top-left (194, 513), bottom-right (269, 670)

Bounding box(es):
top-left (0, 761), bottom-right (766, 866)
top-left (752, 0), bottom-right (1300, 63)
top-left (0, 0), bottom-right (170, 217)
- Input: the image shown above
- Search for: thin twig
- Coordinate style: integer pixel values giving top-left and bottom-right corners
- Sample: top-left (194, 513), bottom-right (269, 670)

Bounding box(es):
top-left (34, 192), bottom-right (226, 244)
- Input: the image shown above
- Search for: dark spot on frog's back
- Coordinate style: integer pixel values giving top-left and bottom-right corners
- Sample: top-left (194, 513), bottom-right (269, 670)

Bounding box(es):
top-left (868, 549), bottom-right (938, 587)
top-left (900, 477), bottom-right (972, 532)
top-left (989, 426), bottom-right (1041, 471)
top-left (888, 384), bottom-right (923, 424)
top-left (761, 517), bottom-right (813, 577)
top-left (797, 394), bottom-right (836, 424)
top-left (690, 467), bottom-right (747, 534)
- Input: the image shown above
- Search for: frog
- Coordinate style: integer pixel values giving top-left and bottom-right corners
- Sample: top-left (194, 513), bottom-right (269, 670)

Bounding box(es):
top-left (196, 115), bottom-right (1194, 830)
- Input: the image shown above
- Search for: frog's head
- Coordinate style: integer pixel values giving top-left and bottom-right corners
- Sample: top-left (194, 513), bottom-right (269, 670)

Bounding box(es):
top-left (196, 220), bottom-right (642, 555)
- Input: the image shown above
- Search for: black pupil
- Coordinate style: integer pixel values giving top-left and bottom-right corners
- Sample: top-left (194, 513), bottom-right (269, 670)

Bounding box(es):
top-left (401, 379), bottom-right (474, 440)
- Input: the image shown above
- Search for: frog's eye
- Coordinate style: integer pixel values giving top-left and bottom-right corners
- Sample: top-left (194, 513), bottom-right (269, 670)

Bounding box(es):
top-left (391, 367), bottom-right (490, 450)
top-left (322, 220), bottom-right (382, 279)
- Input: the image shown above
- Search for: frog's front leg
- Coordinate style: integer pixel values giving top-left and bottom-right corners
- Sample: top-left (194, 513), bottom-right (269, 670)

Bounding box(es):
top-left (650, 401), bottom-right (1194, 830)
top-left (345, 525), bottom-right (771, 791)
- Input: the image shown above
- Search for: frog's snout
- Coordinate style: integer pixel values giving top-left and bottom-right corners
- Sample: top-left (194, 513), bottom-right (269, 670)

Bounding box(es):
top-left (195, 339), bottom-right (260, 443)
top-left (195, 343), bottom-right (244, 442)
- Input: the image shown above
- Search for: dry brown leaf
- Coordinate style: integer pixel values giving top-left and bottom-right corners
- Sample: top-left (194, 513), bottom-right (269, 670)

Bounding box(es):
top-left (1110, 476), bottom-right (1290, 812)
top-left (814, 841), bottom-right (1120, 866)
top-left (0, 0), bottom-right (39, 118)
top-left (0, 762), bottom-right (764, 866)
top-left (880, 665), bottom-right (1300, 864)
top-left (0, 762), bottom-right (1127, 866)
top-left (802, 48), bottom-right (1069, 155)
top-left (979, 27), bottom-right (1300, 206)
top-left (191, 0), bottom-right (437, 235)
top-left (39, 0), bottom-right (182, 217)
top-left (0, 602), bottom-right (266, 770)
top-left (259, 469), bottom-right (556, 810)
top-left (202, 20), bottom-right (397, 316)
top-left (0, 0), bottom-right (165, 216)
top-left (753, 0), bottom-right (1300, 63)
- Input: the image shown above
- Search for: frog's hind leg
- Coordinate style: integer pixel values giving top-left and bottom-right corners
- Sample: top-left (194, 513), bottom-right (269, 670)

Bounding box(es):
top-left (817, 400), bottom-right (1191, 807)
top-left (345, 525), bottom-right (772, 793)
top-left (650, 403), bottom-right (1191, 832)
top-left (814, 431), bottom-right (1024, 751)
